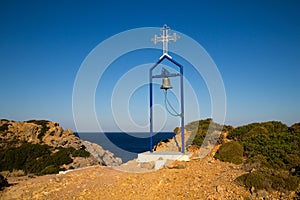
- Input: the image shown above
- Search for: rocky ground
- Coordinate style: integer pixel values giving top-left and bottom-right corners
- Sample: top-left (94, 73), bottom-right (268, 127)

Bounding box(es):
top-left (1, 147), bottom-right (295, 199)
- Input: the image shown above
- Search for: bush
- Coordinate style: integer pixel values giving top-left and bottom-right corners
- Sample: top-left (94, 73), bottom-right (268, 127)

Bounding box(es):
top-left (26, 120), bottom-right (50, 126)
top-left (284, 175), bottom-right (300, 191)
top-left (0, 143), bottom-right (87, 176)
top-left (214, 141), bottom-right (243, 164)
top-left (190, 118), bottom-right (229, 147)
top-left (243, 155), bottom-right (271, 171)
top-left (39, 165), bottom-right (59, 175)
top-left (236, 171), bottom-right (300, 192)
top-left (236, 172), bottom-right (265, 191)
top-left (51, 148), bottom-right (73, 166)
top-left (71, 148), bottom-right (90, 158)
top-left (290, 122), bottom-right (300, 134)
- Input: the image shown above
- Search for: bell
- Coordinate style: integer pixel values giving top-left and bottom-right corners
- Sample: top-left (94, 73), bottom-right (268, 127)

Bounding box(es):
top-left (160, 77), bottom-right (173, 90)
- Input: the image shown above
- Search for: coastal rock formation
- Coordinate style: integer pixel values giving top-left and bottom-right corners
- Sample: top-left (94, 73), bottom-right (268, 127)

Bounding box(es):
top-left (82, 141), bottom-right (122, 166)
top-left (0, 120), bottom-right (81, 149)
top-left (0, 119), bottom-right (122, 170)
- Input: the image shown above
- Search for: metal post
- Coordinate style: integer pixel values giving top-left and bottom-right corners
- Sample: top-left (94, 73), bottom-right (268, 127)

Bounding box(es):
top-left (165, 56), bottom-right (185, 154)
top-left (149, 58), bottom-right (163, 153)
top-left (180, 67), bottom-right (185, 154)
top-left (149, 70), bottom-right (153, 153)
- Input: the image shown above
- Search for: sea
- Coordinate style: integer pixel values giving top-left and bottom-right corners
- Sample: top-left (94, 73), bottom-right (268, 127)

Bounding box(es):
top-left (76, 132), bottom-right (175, 163)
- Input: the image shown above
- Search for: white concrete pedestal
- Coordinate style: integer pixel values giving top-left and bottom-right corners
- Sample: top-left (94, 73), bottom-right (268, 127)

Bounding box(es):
top-left (137, 151), bottom-right (192, 169)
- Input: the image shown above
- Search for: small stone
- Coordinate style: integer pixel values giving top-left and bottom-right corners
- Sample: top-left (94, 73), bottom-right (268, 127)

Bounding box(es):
top-left (216, 185), bottom-right (224, 193)
top-left (256, 190), bottom-right (268, 199)
top-left (140, 161), bottom-right (155, 170)
top-left (250, 186), bottom-right (255, 195)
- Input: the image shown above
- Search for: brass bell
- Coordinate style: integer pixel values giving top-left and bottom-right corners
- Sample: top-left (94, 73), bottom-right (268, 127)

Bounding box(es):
top-left (160, 77), bottom-right (173, 90)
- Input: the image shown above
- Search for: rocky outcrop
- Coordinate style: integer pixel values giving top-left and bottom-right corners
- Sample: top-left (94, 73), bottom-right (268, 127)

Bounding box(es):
top-left (0, 119), bottom-right (122, 169)
top-left (153, 129), bottom-right (193, 152)
top-left (82, 141), bottom-right (122, 166)
top-left (0, 120), bottom-right (82, 149)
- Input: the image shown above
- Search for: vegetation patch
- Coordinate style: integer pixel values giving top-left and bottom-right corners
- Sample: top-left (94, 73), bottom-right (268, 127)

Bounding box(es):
top-left (236, 172), bottom-right (265, 191)
top-left (223, 120), bottom-right (300, 192)
top-left (189, 119), bottom-right (300, 193)
top-left (72, 149), bottom-right (90, 158)
top-left (189, 118), bottom-right (233, 147)
top-left (214, 141), bottom-right (243, 164)
top-left (236, 170), bottom-right (300, 192)
top-left (0, 143), bottom-right (90, 176)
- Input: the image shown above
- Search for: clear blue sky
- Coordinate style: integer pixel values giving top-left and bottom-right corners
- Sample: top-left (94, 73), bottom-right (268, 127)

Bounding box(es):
top-left (0, 0), bottom-right (299, 131)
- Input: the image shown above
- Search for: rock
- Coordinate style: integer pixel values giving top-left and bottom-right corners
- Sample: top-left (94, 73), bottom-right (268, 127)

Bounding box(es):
top-left (250, 186), bottom-right (255, 195)
top-left (82, 141), bottom-right (122, 166)
top-left (0, 120), bottom-right (81, 149)
top-left (164, 160), bottom-right (186, 169)
top-left (155, 159), bottom-right (166, 169)
top-left (139, 162), bottom-right (155, 170)
top-left (154, 129), bottom-right (192, 152)
top-left (256, 190), bottom-right (268, 199)
top-left (216, 185), bottom-right (224, 193)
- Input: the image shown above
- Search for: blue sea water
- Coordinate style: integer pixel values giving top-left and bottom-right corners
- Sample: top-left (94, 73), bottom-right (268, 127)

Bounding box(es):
top-left (76, 132), bottom-right (175, 163)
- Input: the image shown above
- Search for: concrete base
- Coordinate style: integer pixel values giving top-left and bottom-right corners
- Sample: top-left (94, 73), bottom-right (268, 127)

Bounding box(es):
top-left (137, 152), bottom-right (193, 169)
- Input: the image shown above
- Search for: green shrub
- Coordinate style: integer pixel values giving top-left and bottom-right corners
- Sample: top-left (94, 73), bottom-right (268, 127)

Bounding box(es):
top-left (236, 171), bottom-right (300, 192)
top-left (243, 155), bottom-right (271, 171)
top-left (39, 165), bottom-right (59, 175)
top-left (0, 143), bottom-right (83, 176)
top-left (26, 120), bottom-right (50, 126)
top-left (51, 148), bottom-right (74, 166)
top-left (71, 149), bottom-right (90, 158)
top-left (227, 122), bottom-right (260, 140)
top-left (236, 172), bottom-right (265, 191)
top-left (290, 123), bottom-right (300, 135)
top-left (284, 175), bottom-right (300, 191)
top-left (190, 118), bottom-right (229, 147)
top-left (214, 141), bottom-right (244, 164)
